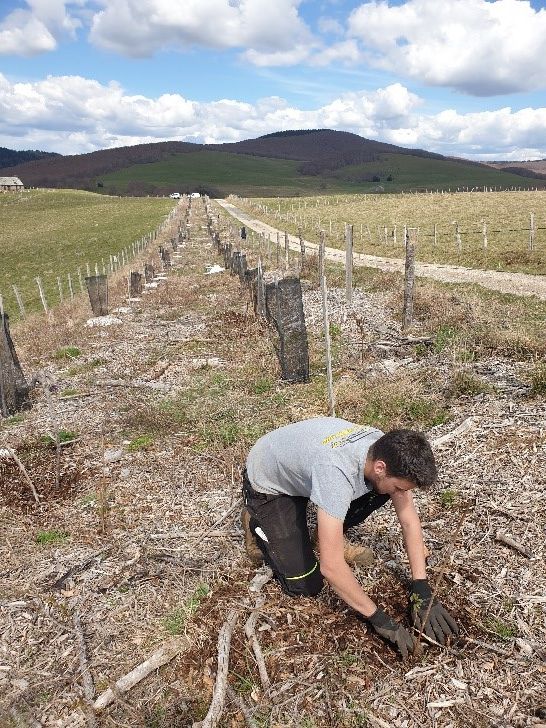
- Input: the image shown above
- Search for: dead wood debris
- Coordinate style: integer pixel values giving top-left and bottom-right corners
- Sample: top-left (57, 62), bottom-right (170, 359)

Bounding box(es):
top-left (1, 200), bottom-right (545, 728)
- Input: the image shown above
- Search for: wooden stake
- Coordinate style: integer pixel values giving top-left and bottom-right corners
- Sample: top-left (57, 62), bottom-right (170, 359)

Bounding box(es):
top-left (0, 448), bottom-right (40, 502)
top-left (454, 222), bottom-right (462, 253)
top-left (284, 231), bottom-right (289, 270)
top-left (12, 285), bottom-right (26, 318)
top-left (402, 228), bottom-right (416, 331)
top-left (345, 223), bottom-right (353, 307)
top-left (529, 212), bottom-right (535, 252)
top-left (482, 220), bottom-right (488, 251)
top-left (35, 277), bottom-right (49, 314)
top-left (319, 232), bottom-right (336, 417)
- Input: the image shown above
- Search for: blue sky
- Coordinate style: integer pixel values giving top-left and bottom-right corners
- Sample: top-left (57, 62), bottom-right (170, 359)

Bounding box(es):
top-left (1, 0), bottom-right (546, 159)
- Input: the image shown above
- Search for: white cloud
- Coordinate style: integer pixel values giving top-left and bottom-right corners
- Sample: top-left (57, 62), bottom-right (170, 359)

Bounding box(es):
top-left (317, 17), bottom-right (344, 35)
top-left (348, 0), bottom-right (546, 95)
top-left (0, 9), bottom-right (57, 55)
top-left (310, 39), bottom-right (362, 67)
top-left (1, 73), bottom-right (546, 159)
top-left (89, 0), bottom-right (314, 61)
top-left (0, 1), bottom-right (82, 56)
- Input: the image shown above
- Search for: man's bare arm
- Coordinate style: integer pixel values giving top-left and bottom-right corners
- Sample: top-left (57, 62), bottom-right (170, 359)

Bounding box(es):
top-left (316, 508), bottom-right (377, 617)
top-left (391, 490), bottom-right (427, 580)
top-left (317, 507), bottom-right (415, 657)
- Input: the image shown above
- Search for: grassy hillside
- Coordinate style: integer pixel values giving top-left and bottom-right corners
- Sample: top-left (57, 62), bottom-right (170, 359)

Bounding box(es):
top-left (99, 149), bottom-right (539, 198)
top-left (0, 189), bottom-right (174, 319)
top-left (330, 153), bottom-right (537, 191)
top-left (99, 150), bottom-right (361, 196)
top-left (2, 130), bottom-right (543, 196)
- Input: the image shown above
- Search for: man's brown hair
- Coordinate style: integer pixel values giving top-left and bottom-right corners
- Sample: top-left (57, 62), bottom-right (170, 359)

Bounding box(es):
top-left (369, 429), bottom-right (437, 488)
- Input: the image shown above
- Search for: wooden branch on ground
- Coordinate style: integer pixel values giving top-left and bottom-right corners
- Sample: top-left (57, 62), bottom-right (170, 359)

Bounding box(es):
top-left (494, 530), bottom-right (532, 558)
top-left (193, 608), bottom-right (241, 728)
top-left (0, 448), bottom-right (40, 503)
top-left (245, 597), bottom-right (270, 692)
top-left (249, 566), bottom-right (273, 593)
top-left (73, 609), bottom-right (98, 728)
top-left (432, 417), bottom-right (475, 448)
top-left (50, 549), bottom-right (111, 591)
top-left (93, 638), bottom-right (189, 712)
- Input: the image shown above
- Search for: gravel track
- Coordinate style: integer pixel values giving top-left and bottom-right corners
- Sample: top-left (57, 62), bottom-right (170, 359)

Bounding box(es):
top-left (216, 199), bottom-right (546, 301)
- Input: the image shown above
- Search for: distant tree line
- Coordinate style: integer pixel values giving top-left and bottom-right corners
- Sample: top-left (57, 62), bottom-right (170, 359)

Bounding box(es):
top-left (0, 147), bottom-right (60, 169)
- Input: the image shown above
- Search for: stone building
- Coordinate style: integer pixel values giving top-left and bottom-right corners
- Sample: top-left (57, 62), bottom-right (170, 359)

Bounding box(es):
top-left (0, 176), bottom-right (24, 192)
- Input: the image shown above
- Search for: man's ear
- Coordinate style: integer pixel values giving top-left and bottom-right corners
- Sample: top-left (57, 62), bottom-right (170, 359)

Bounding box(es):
top-left (372, 459), bottom-right (387, 478)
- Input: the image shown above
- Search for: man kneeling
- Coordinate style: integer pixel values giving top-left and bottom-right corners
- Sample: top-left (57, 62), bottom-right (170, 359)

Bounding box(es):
top-left (241, 417), bottom-right (458, 658)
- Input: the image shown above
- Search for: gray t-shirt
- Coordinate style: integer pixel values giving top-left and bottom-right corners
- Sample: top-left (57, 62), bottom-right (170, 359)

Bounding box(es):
top-left (246, 417), bottom-right (383, 521)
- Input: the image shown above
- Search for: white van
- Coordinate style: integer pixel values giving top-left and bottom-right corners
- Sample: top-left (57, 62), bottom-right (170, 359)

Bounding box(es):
top-left (169, 192), bottom-right (181, 199)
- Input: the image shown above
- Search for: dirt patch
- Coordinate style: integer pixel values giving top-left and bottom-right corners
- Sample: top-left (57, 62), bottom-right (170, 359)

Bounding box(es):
top-left (0, 440), bottom-right (89, 510)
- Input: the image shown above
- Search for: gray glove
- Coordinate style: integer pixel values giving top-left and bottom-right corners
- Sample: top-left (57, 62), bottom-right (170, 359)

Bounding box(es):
top-left (368, 607), bottom-right (415, 659)
top-left (410, 579), bottom-right (459, 645)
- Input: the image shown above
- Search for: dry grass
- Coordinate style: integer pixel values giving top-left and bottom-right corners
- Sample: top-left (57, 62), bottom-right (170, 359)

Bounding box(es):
top-left (1, 199), bottom-right (544, 727)
top-left (234, 191), bottom-right (546, 274)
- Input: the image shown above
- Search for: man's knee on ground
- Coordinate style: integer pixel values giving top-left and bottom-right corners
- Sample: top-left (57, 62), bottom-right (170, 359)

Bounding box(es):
top-left (282, 567), bottom-right (324, 597)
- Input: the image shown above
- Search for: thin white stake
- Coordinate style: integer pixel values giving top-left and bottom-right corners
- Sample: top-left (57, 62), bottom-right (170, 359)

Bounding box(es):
top-left (12, 286), bottom-right (26, 318)
top-left (319, 232), bottom-right (336, 417)
top-left (35, 277), bottom-right (49, 314)
top-left (345, 223), bottom-right (353, 307)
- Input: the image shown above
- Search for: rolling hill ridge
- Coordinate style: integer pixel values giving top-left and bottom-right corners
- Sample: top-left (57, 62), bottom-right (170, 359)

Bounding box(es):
top-left (1, 130), bottom-right (543, 196)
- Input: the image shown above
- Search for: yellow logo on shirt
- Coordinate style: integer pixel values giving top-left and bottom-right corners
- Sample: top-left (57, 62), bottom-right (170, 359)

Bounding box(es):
top-left (322, 426), bottom-right (376, 448)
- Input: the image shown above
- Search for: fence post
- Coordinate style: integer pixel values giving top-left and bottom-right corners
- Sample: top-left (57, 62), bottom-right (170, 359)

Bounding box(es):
top-left (57, 277), bottom-right (64, 303)
top-left (402, 228), bottom-right (417, 331)
top-left (264, 276), bottom-right (309, 383)
top-left (454, 222), bottom-right (462, 254)
top-left (256, 260), bottom-right (266, 317)
top-left (85, 275), bottom-right (108, 316)
top-left (482, 220), bottom-right (488, 251)
top-left (319, 232), bottom-right (336, 417)
top-left (144, 263), bottom-right (155, 283)
top-left (345, 223), bottom-right (353, 307)
top-left (284, 231), bottom-right (289, 270)
top-left (130, 272), bottom-right (143, 297)
top-left (0, 311), bottom-right (30, 417)
top-left (35, 277), bottom-right (49, 315)
top-left (12, 286), bottom-right (26, 319)
top-left (529, 212), bottom-right (535, 252)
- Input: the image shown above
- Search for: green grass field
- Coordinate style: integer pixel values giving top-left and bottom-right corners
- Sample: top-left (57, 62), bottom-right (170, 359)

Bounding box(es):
top-left (331, 153), bottom-right (537, 191)
top-left (99, 150), bottom-right (538, 198)
top-left (238, 190), bottom-right (546, 275)
top-left (0, 189), bottom-right (174, 319)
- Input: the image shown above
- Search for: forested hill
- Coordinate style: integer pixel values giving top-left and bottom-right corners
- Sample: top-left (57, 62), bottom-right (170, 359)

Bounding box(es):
top-left (0, 130), bottom-right (449, 186)
top-left (0, 141), bottom-right (202, 188)
top-left (0, 130), bottom-right (541, 195)
top-left (208, 129), bottom-right (445, 173)
top-left (0, 147), bottom-right (60, 168)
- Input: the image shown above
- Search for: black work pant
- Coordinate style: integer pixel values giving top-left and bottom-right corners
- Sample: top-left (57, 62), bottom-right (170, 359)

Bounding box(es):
top-left (242, 470), bottom-right (389, 597)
